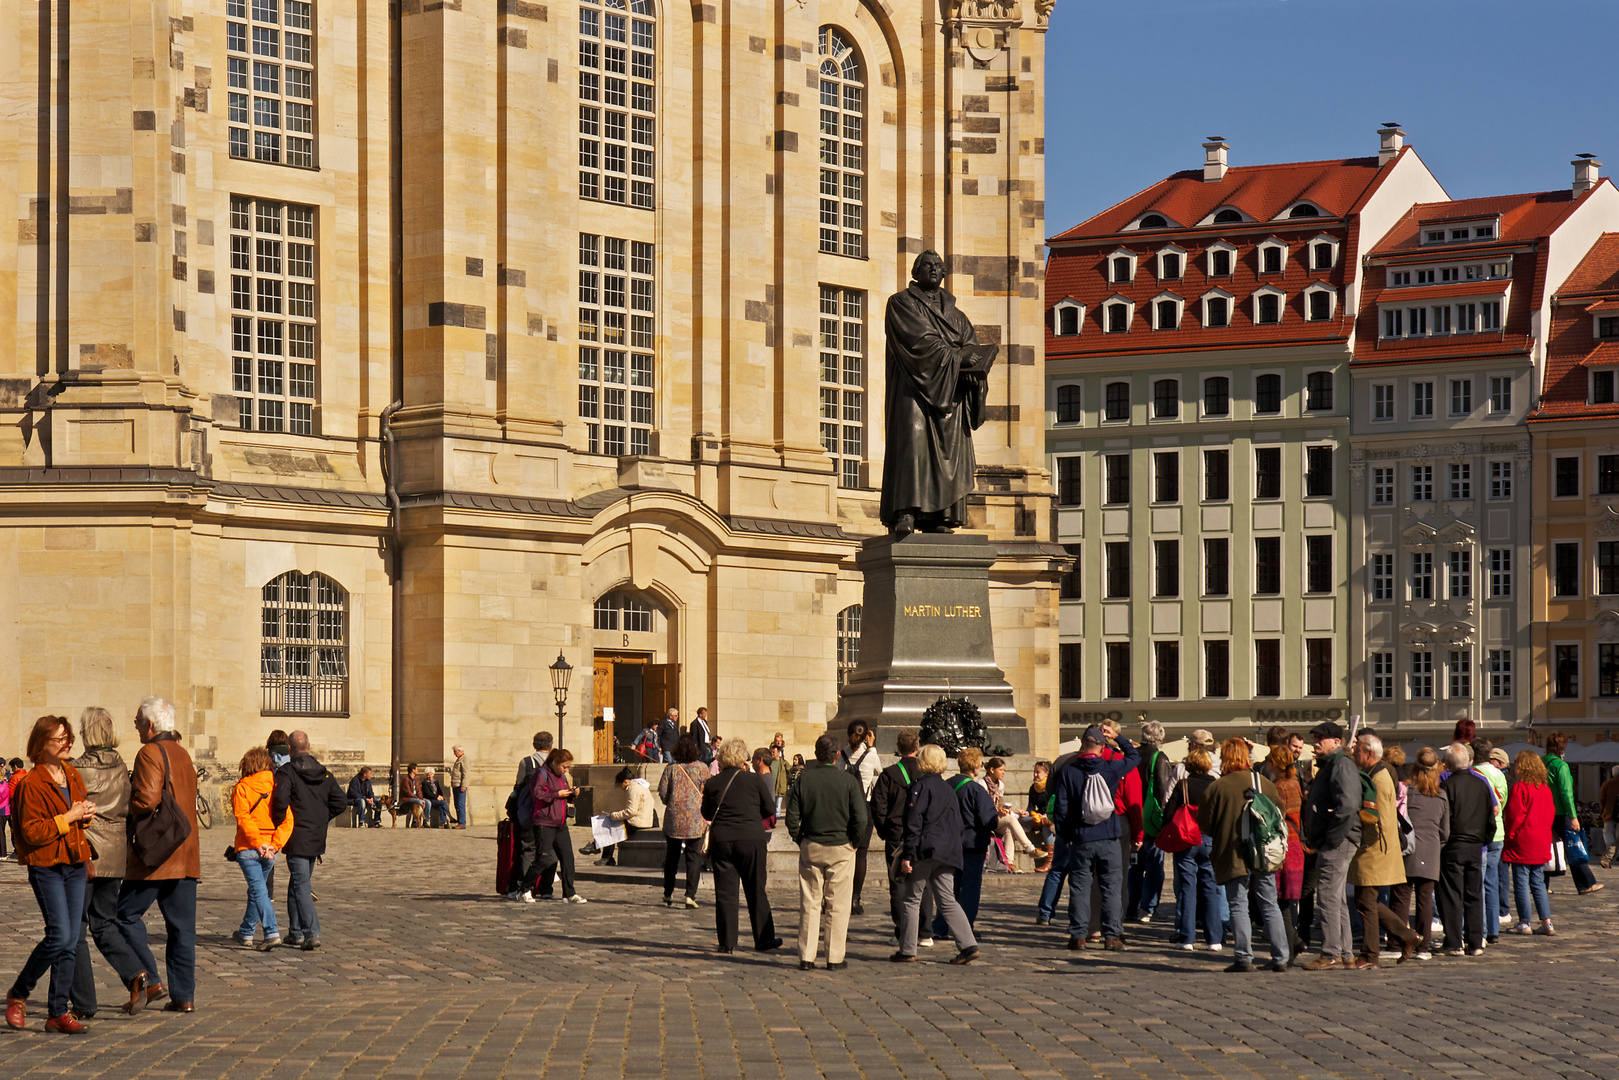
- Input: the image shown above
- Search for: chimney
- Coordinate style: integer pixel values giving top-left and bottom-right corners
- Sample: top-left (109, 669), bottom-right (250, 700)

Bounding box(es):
top-left (1574, 155), bottom-right (1602, 196)
top-left (1377, 125), bottom-right (1404, 166)
top-left (1202, 138), bottom-right (1228, 183)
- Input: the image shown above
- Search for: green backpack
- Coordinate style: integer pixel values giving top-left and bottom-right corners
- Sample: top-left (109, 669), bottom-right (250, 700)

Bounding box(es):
top-left (1240, 772), bottom-right (1288, 873)
top-left (1141, 750), bottom-right (1165, 837)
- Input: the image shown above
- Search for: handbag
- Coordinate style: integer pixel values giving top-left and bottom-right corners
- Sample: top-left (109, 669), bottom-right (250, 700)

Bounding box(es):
top-left (1154, 780), bottom-right (1203, 854)
top-left (1545, 838), bottom-right (1569, 876)
top-left (130, 743), bottom-right (193, 869)
top-left (699, 767), bottom-right (741, 856)
top-left (1564, 826), bottom-right (1591, 866)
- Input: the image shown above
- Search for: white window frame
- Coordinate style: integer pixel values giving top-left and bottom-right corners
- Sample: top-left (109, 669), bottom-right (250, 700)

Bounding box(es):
top-left (1107, 248), bottom-right (1138, 285)
top-left (1595, 312), bottom-right (1619, 340)
top-left (1302, 282), bottom-right (1337, 322)
top-left (1155, 244), bottom-right (1187, 281)
top-left (1370, 651), bottom-right (1394, 700)
top-left (1306, 233), bottom-right (1341, 271)
top-left (1204, 240), bottom-right (1237, 278)
top-left (1130, 212), bottom-right (1179, 231)
top-left (1200, 288), bottom-right (1235, 329)
top-left (1252, 285), bottom-right (1286, 326)
top-left (1150, 292), bottom-right (1184, 331)
top-left (1200, 372), bottom-right (1233, 419)
top-left (1053, 299), bottom-right (1084, 337)
top-left (1370, 552), bottom-right (1394, 601)
top-left (1410, 379), bottom-right (1435, 419)
top-left (1278, 201), bottom-right (1326, 221)
top-left (1256, 238), bottom-right (1289, 276)
top-left (1303, 368), bottom-right (1335, 412)
top-left (1371, 383), bottom-right (1395, 422)
top-left (1488, 373), bottom-right (1513, 413)
top-left (1487, 460), bottom-right (1512, 500)
top-left (1103, 295), bottom-right (1135, 334)
top-left (1488, 648), bottom-right (1513, 699)
top-left (1053, 382), bottom-right (1082, 425)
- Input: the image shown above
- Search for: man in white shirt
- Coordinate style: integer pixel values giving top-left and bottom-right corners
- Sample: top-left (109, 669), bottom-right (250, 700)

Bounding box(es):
top-left (834, 721), bottom-right (882, 916)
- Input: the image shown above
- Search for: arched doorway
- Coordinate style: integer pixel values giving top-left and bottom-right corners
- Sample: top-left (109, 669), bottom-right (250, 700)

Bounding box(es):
top-left (590, 588), bottom-right (679, 763)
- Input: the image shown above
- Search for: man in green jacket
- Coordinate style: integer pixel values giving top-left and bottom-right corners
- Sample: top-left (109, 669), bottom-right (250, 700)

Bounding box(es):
top-left (786, 733), bottom-right (869, 970)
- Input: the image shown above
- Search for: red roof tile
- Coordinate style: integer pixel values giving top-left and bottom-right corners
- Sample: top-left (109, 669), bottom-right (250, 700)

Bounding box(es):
top-left (1370, 189), bottom-right (1582, 255)
top-left (1588, 299), bottom-right (1619, 313)
top-left (1530, 235), bottom-right (1619, 421)
top-left (1560, 233), bottom-right (1619, 297)
top-left (1372, 280), bottom-right (1512, 302)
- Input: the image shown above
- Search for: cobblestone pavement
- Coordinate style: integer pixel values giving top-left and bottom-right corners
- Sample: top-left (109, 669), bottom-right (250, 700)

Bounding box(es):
top-left (4, 826), bottom-right (1619, 1078)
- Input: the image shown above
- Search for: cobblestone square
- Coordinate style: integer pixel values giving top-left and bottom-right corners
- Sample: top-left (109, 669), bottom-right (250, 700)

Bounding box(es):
top-left (4, 827), bottom-right (1619, 1078)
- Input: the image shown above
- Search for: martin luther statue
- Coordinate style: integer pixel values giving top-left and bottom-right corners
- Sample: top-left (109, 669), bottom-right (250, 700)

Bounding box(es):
top-left (879, 251), bottom-right (998, 537)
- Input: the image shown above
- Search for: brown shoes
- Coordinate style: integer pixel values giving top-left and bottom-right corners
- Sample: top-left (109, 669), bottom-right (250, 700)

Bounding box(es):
top-left (124, 973), bottom-right (146, 1016)
top-left (162, 1001), bottom-right (195, 1014)
top-left (1396, 937), bottom-right (1417, 964)
top-left (1103, 938), bottom-right (1126, 952)
top-left (1302, 956), bottom-right (1341, 971)
top-left (44, 1013), bottom-right (90, 1034)
top-left (1351, 956), bottom-right (1380, 970)
top-left (5, 993), bottom-right (24, 1030)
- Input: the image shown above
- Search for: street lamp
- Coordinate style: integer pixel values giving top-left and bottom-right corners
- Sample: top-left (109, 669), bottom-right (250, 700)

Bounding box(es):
top-left (549, 652), bottom-right (573, 750)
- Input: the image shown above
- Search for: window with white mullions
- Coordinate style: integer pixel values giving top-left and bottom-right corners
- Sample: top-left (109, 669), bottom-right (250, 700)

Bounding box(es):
top-left (819, 284), bottom-right (867, 488)
top-left (227, 0), bottom-right (315, 167)
top-left (578, 233), bottom-right (656, 456)
top-left (817, 27), bottom-right (864, 258)
top-left (837, 605), bottom-right (862, 685)
top-left (261, 571), bottom-right (347, 716)
top-left (231, 196), bottom-right (317, 433)
top-left (579, 0), bottom-right (656, 207)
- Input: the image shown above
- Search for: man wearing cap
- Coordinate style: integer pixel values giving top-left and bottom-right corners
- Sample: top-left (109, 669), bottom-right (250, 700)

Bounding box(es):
top-left (1471, 737), bottom-right (1508, 942)
top-left (1050, 725), bottom-right (1139, 952)
top-left (1301, 721), bottom-right (1360, 970)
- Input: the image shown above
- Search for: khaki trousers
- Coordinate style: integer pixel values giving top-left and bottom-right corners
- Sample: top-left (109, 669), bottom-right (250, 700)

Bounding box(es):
top-left (798, 841), bottom-right (857, 964)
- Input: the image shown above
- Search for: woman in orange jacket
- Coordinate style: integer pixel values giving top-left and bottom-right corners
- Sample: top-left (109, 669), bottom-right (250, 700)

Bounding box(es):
top-left (231, 747), bottom-right (293, 950)
top-left (6, 716), bottom-right (97, 1034)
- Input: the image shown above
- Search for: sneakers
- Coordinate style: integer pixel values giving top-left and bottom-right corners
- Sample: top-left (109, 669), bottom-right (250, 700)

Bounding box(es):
top-left (1206, 944), bottom-right (1223, 953)
top-left (1414, 950), bottom-right (1433, 960)
top-left (662, 893), bottom-right (674, 907)
top-left (519, 891), bottom-right (536, 904)
top-left (918, 937), bottom-right (935, 948)
top-left (230, 930), bottom-right (254, 947)
top-left (257, 935), bottom-right (281, 952)
top-left (565, 894), bottom-right (588, 904)
top-left (1136, 912), bottom-right (1153, 924)
top-left (1178, 943), bottom-right (1195, 951)
top-left (684, 897), bottom-right (698, 909)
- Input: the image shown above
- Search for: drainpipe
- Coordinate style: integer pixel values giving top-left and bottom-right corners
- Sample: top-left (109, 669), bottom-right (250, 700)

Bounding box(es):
top-left (386, 0), bottom-right (405, 790)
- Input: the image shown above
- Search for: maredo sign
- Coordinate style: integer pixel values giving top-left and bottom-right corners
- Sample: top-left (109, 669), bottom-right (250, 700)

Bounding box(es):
top-left (1061, 706), bottom-right (1344, 726)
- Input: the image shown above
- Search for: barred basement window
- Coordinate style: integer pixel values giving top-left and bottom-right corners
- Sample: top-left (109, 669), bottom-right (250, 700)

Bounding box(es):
top-left (261, 571), bottom-right (347, 715)
top-left (232, 196), bottom-right (317, 433)
top-left (578, 233), bottom-right (655, 455)
top-left (579, 0), bottom-right (656, 207)
top-left (227, 0), bottom-right (315, 167)
top-left (837, 605), bottom-right (862, 685)
top-left (818, 28), bottom-right (865, 258)
top-left (819, 285), bottom-right (866, 488)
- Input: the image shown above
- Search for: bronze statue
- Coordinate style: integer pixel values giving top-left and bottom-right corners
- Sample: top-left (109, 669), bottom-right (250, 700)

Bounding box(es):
top-left (878, 251), bottom-right (997, 537)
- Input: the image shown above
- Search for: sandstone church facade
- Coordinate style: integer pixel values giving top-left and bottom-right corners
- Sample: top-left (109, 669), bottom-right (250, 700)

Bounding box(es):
top-left (0, 0), bottom-right (1063, 802)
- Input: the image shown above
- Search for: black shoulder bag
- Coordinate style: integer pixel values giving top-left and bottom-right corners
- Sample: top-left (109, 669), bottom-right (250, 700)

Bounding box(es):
top-left (131, 743), bottom-right (194, 868)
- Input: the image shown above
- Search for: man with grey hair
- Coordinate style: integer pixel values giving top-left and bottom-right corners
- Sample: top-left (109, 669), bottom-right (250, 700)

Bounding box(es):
top-left (111, 697), bottom-right (200, 1014)
top-left (1348, 733), bottom-right (1417, 967)
top-left (271, 730), bottom-right (348, 950)
top-left (1438, 740), bottom-right (1492, 955)
top-left (449, 746), bottom-right (470, 829)
top-left (1127, 721), bottom-right (1172, 924)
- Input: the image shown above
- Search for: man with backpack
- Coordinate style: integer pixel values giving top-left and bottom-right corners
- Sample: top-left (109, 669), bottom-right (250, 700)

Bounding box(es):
top-left (1348, 733), bottom-right (1418, 967)
top-left (834, 721), bottom-right (882, 915)
top-left (1197, 737), bottom-right (1290, 973)
top-left (1301, 721), bottom-right (1361, 971)
top-left (1050, 726), bottom-right (1138, 952)
top-left (270, 731), bottom-right (349, 950)
top-left (1127, 722), bottom-right (1173, 924)
top-left (868, 730), bottom-right (931, 945)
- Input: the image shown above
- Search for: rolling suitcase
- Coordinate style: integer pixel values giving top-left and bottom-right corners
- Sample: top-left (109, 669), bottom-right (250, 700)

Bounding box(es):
top-left (496, 819), bottom-right (518, 896)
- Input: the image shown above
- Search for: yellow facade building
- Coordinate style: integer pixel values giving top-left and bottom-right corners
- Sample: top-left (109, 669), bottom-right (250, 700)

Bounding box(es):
top-left (0, 0), bottom-right (1063, 807)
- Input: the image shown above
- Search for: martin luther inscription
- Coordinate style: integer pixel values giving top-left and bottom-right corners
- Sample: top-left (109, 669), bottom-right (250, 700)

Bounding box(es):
top-left (901, 604), bottom-right (983, 618)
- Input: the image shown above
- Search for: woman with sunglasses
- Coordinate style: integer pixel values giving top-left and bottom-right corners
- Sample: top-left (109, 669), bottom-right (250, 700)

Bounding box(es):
top-left (5, 715), bottom-right (97, 1034)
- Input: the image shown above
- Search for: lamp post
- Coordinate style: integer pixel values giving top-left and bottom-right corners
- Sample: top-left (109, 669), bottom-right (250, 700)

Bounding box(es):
top-left (550, 652), bottom-right (573, 751)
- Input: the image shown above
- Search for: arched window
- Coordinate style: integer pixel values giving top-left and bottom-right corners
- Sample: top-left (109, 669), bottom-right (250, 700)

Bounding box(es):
top-left (1138, 214), bottom-right (1167, 228)
top-left (578, 0), bottom-right (656, 208)
top-left (594, 590), bottom-right (656, 632)
top-left (818, 28), bottom-right (864, 258)
top-left (1288, 203), bottom-right (1320, 218)
top-left (261, 571), bottom-right (348, 715)
top-left (1213, 208), bottom-right (1243, 224)
top-left (837, 604), bottom-right (862, 684)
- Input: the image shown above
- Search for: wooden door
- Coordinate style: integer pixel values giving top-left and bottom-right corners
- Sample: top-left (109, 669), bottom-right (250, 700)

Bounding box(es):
top-left (643, 663), bottom-right (680, 738)
top-left (592, 658), bottom-right (615, 764)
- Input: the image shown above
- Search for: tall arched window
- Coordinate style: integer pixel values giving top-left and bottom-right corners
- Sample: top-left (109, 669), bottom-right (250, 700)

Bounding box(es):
top-left (837, 604), bottom-right (862, 684)
top-left (818, 28), bottom-right (864, 258)
top-left (261, 571), bottom-right (348, 715)
top-left (578, 0), bottom-right (656, 208)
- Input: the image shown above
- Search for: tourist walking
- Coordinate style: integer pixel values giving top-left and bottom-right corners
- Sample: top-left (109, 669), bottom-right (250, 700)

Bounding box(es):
top-left (835, 721), bottom-right (882, 916)
top-left (936, 749), bottom-right (997, 936)
top-left (1160, 748), bottom-right (1222, 951)
top-left (892, 745), bottom-right (978, 965)
top-left (1391, 747), bottom-right (1449, 960)
top-left (1545, 732), bottom-right (1601, 895)
top-left (1503, 750), bottom-right (1556, 935)
top-left (271, 731), bottom-right (347, 950)
top-left (507, 732), bottom-right (552, 901)
top-left (110, 698), bottom-right (200, 1015)
top-left (6, 715), bottom-right (96, 1034)
top-left (1301, 721), bottom-right (1360, 970)
top-left (230, 747), bottom-right (291, 951)
top-left (657, 736), bottom-right (708, 908)
top-left (1348, 734), bottom-right (1418, 967)
top-left (450, 746), bottom-right (470, 829)
top-left (786, 733), bottom-right (868, 970)
top-left (1438, 741), bottom-right (1493, 955)
top-left (701, 739), bottom-right (781, 954)
top-left (530, 749), bottom-right (586, 903)
top-left (1050, 726), bottom-right (1139, 952)
top-left (1197, 738), bottom-right (1290, 972)
top-left (67, 707), bottom-right (141, 1020)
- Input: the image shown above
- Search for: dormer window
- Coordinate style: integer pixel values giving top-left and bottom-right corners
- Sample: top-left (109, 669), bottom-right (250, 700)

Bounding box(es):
top-left (1053, 299), bottom-right (1084, 337)
top-left (1258, 239), bottom-right (1287, 275)
top-left (1304, 283), bottom-right (1336, 321)
top-left (1474, 225), bottom-right (1494, 238)
top-left (1416, 269), bottom-right (1435, 284)
top-left (1153, 294), bottom-right (1183, 330)
top-left (1138, 214), bottom-right (1168, 229)
top-left (1599, 316), bottom-right (1619, 340)
top-left (1594, 370), bottom-right (1617, 405)
top-left (1201, 290), bottom-right (1233, 328)
top-left (1425, 231), bottom-right (1445, 243)
top-left (1253, 286), bottom-right (1284, 325)
top-left (1105, 300), bottom-right (1133, 333)
top-left (1287, 203), bottom-right (1322, 219)
top-left (1206, 241), bottom-right (1236, 278)
top-left (1309, 234), bottom-right (1339, 271)
top-left (1107, 249), bottom-right (1138, 284)
top-left (1450, 229), bottom-right (1468, 241)
top-left (1390, 271), bottom-right (1411, 286)
top-left (1157, 245), bottom-right (1185, 280)
top-left (1213, 208), bottom-right (1243, 224)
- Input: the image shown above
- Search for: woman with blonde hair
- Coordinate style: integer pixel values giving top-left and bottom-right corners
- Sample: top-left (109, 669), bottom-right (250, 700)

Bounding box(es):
top-left (231, 746), bottom-right (292, 950)
top-left (67, 707), bottom-right (139, 1019)
top-left (1504, 750), bottom-right (1556, 935)
top-left (1390, 747), bottom-right (1449, 959)
top-left (892, 744), bottom-right (979, 965)
top-left (700, 739), bottom-right (781, 954)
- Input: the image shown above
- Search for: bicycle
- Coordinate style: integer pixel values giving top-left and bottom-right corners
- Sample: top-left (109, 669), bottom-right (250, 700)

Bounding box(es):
top-left (196, 792), bottom-right (213, 830)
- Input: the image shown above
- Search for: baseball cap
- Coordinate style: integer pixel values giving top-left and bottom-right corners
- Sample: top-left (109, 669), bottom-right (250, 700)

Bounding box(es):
top-left (1489, 747), bottom-right (1509, 767)
top-left (1309, 721), bottom-right (1344, 740)
top-left (1082, 725), bottom-right (1109, 745)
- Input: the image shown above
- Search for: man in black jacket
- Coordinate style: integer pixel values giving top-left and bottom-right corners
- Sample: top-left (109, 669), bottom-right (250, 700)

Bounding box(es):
top-left (1302, 721), bottom-right (1361, 970)
top-left (1439, 741), bottom-right (1493, 955)
top-left (657, 709), bottom-right (679, 764)
top-left (868, 729), bottom-right (932, 942)
top-left (346, 767), bottom-right (381, 827)
top-left (271, 731), bottom-right (348, 950)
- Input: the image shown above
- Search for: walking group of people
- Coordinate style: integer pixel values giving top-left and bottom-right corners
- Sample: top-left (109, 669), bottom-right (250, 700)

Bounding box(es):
top-left (4, 704), bottom-right (358, 1034)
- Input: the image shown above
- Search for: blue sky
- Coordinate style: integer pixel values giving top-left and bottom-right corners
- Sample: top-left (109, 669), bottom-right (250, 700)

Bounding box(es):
top-left (1042, 0), bottom-right (1619, 236)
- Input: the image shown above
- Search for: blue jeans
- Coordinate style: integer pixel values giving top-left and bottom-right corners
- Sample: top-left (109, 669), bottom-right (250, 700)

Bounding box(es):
top-left (1037, 836), bottom-right (1071, 920)
top-left (1173, 837), bottom-right (1222, 946)
top-left (70, 875), bottom-right (146, 1014)
top-left (455, 790), bottom-right (468, 826)
top-left (934, 849), bottom-right (986, 937)
top-left (1065, 837), bottom-right (1124, 941)
top-left (1481, 840), bottom-right (1503, 939)
top-left (11, 863), bottom-right (87, 1018)
top-left (1127, 844), bottom-right (1165, 917)
top-left (238, 855), bottom-right (279, 938)
top-left (1497, 845), bottom-right (1513, 918)
top-left (1226, 870), bottom-right (1289, 966)
top-left (286, 855), bottom-right (320, 941)
top-left (1512, 863), bottom-right (1551, 923)
top-left (114, 877), bottom-right (197, 1005)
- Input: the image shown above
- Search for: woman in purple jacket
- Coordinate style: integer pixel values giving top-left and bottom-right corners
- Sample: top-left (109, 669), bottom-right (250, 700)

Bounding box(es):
top-left (530, 750), bottom-right (587, 903)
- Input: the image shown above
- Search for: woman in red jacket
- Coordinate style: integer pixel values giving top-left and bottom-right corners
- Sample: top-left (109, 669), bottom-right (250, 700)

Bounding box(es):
top-left (5, 716), bottom-right (98, 1034)
top-left (1503, 750), bottom-right (1556, 936)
